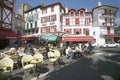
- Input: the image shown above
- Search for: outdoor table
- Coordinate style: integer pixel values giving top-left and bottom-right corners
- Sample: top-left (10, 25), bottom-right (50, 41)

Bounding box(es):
top-left (30, 58), bottom-right (43, 78)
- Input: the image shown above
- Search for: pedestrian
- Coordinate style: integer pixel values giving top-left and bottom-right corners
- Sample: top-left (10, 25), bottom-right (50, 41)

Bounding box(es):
top-left (62, 42), bottom-right (67, 56)
top-left (44, 39), bottom-right (49, 59)
top-left (88, 42), bottom-right (93, 55)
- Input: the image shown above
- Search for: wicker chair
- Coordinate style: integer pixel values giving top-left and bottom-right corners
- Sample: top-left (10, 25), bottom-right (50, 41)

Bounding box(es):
top-left (32, 53), bottom-right (43, 63)
top-left (52, 50), bottom-right (61, 59)
top-left (47, 51), bottom-right (58, 65)
top-left (0, 57), bottom-right (14, 80)
top-left (21, 54), bottom-right (34, 78)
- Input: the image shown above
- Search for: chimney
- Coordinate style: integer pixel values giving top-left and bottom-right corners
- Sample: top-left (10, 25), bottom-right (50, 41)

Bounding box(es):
top-left (97, 0), bottom-right (101, 6)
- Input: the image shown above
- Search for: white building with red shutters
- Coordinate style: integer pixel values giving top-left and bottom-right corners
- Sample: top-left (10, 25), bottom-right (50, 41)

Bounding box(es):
top-left (24, 2), bottom-right (66, 37)
top-left (62, 8), bottom-right (95, 42)
top-left (40, 3), bottom-right (65, 34)
top-left (24, 2), bottom-right (118, 46)
top-left (92, 2), bottom-right (118, 46)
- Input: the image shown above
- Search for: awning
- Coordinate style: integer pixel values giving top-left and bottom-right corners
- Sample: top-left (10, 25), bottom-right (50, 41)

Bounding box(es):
top-left (104, 34), bottom-right (116, 38)
top-left (0, 30), bottom-right (20, 39)
top-left (20, 37), bottom-right (37, 41)
top-left (41, 35), bottom-right (58, 41)
top-left (64, 36), bottom-right (95, 42)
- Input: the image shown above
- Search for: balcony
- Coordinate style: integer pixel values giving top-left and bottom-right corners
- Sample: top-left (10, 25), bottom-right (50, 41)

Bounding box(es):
top-left (103, 34), bottom-right (116, 38)
top-left (42, 23), bottom-right (46, 26)
top-left (50, 22), bottom-right (55, 25)
top-left (101, 23), bottom-right (114, 27)
top-left (100, 14), bottom-right (116, 19)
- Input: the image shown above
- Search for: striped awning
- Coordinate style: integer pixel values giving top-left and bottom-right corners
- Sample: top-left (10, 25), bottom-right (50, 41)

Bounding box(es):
top-left (41, 35), bottom-right (58, 41)
top-left (64, 36), bottom-right (95, 42)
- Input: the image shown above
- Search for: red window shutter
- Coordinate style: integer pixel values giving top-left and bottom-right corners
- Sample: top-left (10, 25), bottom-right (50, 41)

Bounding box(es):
top-left (41, 17), bottom-right (42, 23)
top-left (83, 29), bottom-right (85, 34)
top-left (46, 17), bottom-right (47, 22)
top-left (80, 29), bottom-right (81, 34)
top-left (75, 18), bottom-right (79, 24)
top-left (54, 14), bottom-right (56, 21)
top-left (70, 29), bottom-right (71, 34)
top-left (74, 29), bottom-right (75, 34)
top-left (107, 27), bottom-right (110, 35)
top-left (46, 16), bottom-right (49, 22)
top-left (66, 19), bottom-right (70, 25)
top-left (46, 26), bottom-right (50, 33)
top-left (89, 18), bottom-right (91, 23)
top-left (41, 27), bottom-right (42, 33)
top-left (54, 26), bottom-right (56, 32)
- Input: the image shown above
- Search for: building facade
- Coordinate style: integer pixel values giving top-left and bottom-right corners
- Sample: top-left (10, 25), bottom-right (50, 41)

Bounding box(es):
top-left (92, 3), bottom-right (118, 46)
top-left (24, 5), bottom-right (41, 36)
top-left (24, 2), bottom-right (66, 37)
top-left (18, 3), bottom-right (32, 18)
top-left (62, 8), bottom-right (94, 42)
top-left (14, 3), bottom-right (32, 36)
top-left (24, 2), bottom-right (118, 46)
top-left (0, 0), bottom-right (19, 49)
top-left (15, 14), bottom-right (25, 36)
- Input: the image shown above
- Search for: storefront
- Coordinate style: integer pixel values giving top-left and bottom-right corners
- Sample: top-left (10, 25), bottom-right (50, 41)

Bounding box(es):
top-left (64, 36), bottom-right (95, 42)
top-left (0, 29), bottom-right (20, 49)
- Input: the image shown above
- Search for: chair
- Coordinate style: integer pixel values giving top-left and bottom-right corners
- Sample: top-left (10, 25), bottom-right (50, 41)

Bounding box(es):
top-left (21, 54), bottom-right (34, 78)
top-left (52, 50), bottom-right (62, 64)
top-left (32, 53), bottom-right (43, 63)
top-left (0, 57), bottom-right (14, 80)
top-left (11, 54), bottom-right (19, 69)
top-left (30, 53), bottom-right (44, 78)
top-left (47, 51), bottom-right (58, 65)
top-left (52, 50), bottom-right (61, 59)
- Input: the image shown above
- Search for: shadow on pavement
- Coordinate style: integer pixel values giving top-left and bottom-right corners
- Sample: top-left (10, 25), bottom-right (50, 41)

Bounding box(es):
top-left (43, 56), bottom-right (120, 80)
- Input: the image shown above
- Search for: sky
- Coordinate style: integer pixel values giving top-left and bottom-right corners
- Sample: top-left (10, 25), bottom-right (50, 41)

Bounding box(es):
top-left (16, 0), bottom-right (120, 25)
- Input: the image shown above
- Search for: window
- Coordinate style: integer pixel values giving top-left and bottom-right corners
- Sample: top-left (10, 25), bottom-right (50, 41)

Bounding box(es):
top-left (93, 31), bottom-right (95, 36)
top-left (76, 32), bottom-right (80, 35)
top-left (35, 21), bottom-right (37, 27)
top-left (70, 11), bottom-right (74, 16)
top-left (42, 8), bottom-right (47, 14)
top-left (32, 29), bottom-right (34, 34)
top-left (41, 17), bottom-right (46, 23)
top-left (85, 18), bottom-right (89, 25)
top-left (50, 15), bottom-right (56, 21)
top-left (35, 28), bottom-right (38, 33)
top-left (50, 15), bottom-right (54, 21)
top-left (50, 26), bottom-right (54, 32)
top-left (46, 16), bottom-right (50, 22)
top-left (66, 31), bottom-right (70, 34)
top-left (27, 23), bottom-right (29, 29)
top-left (80, 11), bottom-right (84, 16)
top-left (34, 14), bottom-right (38, 20)
top-left (51, 6), bottom-right (54, 12)
top-left (86, 31), bottom-right (89, 35)
top-left (42, 27), bottom-right (46, 33)
top-left (84, 28), bottom-right (89, 35)
top-left (30, 23), bottom-right (32, 28)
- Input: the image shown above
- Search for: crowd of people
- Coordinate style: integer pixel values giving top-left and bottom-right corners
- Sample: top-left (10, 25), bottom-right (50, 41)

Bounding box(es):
top-left (0, 39), bottom-right (94, 61)
top-left (60, 42), bottom-right (93, 60)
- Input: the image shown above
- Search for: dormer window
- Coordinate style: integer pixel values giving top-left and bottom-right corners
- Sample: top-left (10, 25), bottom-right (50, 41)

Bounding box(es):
top-left (70, 11), bottom-right (74, 16)
top-left (78, 8), bottom-right (85, 16)
top-left (80, 11), bottom-right (84, 16)
top-left (68, 9), bottom-right (76, 16)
